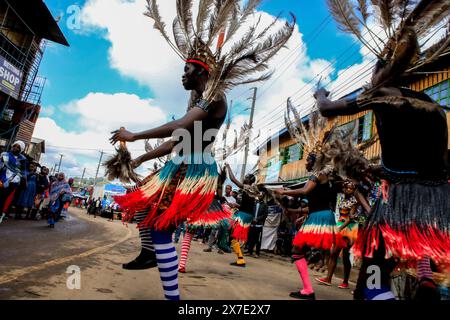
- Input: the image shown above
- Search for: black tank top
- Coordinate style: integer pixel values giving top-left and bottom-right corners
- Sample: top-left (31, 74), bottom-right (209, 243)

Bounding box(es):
top-left (180, 95), bottom-right (227, 155)
top-left (373, 88), bottom-right (448, 182)
top-left (307, 176), bottom-right (335, 213)
top-left (239, 191), bottom-right (255, 214)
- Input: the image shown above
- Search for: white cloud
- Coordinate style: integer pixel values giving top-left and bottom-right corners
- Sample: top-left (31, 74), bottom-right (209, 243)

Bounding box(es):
top-left (76, 0), bottom-right (339, 176)
top-left (43, 1), bottom-right (378, 179)
top-left (81, 0), bottom-right (188, 114)
top-left (42, 105), bottom-right (55, 116)
top-left (34, 92), bottom-right (167, 178)
top-left (60, 92), bottom-right (166, 133)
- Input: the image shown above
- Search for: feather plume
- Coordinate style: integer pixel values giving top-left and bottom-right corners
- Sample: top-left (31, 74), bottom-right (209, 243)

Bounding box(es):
top-left (176, 0), bottom-right (194, 50)
top-left (327, 0), bottom-right (362, 37)
top-left (405, 0), bottom-right (450, 37)
top-left (423, 30), bottom-right (450, 64)
top-left (378, 0), bottom-right (395, 31)
top-left (225, 0), bottom-right (262, 42)
top-left (207, 0), bottom-right (238, 47)
top-left (145, 0), bottom-right (183, 59)
top-left (394, 0), bottom-right (415, 22)
top-left (196, 0), bottom-right (215, 38)
top-left (356, 0), bottom-right (370, 23)
top-left (173, 18), bottom-right (189, 55)
top-left (145, 0), bottom-right (295, 103)
top-left (204, 14), bottom-right (295, 101)
top-left (103, 142), bottom-right (141, 184)
top-left (327, 0), bottom-right (380, 57)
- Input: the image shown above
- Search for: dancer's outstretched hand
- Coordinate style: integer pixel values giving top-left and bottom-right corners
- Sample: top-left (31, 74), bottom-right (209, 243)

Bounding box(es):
top-left (110, 129), bottom-right (136, 144)
top-left (313, 88), bottom-right (330, 99)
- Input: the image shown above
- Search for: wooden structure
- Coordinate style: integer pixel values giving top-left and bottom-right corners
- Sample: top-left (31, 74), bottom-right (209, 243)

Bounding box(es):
top-left (257, 61), bottom-right (450, 184)
top-left (0, 0), bottom-right (68, 149)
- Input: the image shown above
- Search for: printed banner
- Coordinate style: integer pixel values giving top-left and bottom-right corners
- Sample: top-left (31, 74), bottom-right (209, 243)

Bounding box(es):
top-left (0, 55), bottom-right (23, 99)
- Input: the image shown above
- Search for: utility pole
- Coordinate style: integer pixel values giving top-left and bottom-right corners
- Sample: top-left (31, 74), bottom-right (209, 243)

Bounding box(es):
top-left (223, 100), bottom-right (233, 161)
top-left (80, 168), bottom-right (86, 188)
top-left (52, 163), bottom-right (58, 175)
top-left (94, 151), bottom-right (104, 187)
top-left (240, 87), bottom-right (257, 181)
top-left (56, 154), bottom-right (63, 173)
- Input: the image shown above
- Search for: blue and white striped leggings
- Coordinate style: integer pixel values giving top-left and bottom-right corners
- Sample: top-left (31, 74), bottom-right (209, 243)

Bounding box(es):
top-left (151, 229), bottom-right (180, 300)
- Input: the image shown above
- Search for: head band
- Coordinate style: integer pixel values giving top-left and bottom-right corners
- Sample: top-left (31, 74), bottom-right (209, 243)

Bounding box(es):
top-left (186, 59), bottom-right (210, 73)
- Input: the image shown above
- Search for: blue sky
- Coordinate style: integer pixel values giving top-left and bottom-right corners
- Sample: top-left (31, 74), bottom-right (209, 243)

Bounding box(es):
top-left (36, 0), bottom-right (366, 178)
top-left (41, 0), bottom-right (358, 116)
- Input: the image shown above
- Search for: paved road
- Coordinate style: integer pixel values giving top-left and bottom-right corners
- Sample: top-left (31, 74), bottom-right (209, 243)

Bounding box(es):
top-left (0, 208), bottom-right (354, 300)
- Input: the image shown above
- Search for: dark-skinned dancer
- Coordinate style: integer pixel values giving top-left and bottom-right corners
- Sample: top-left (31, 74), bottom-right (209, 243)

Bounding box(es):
top-left (275, 154), bottom-right (337, 300)
top-left (225, 163), bottom-right (259, 268)
top-left (319, 0), bottom-right (450, 301)
top-left (109, 0), bottom-right (295, 300)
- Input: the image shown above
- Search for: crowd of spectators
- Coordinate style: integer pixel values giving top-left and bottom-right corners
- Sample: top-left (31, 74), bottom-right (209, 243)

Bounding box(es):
top-left (0, 141), bottom-right (73, 227)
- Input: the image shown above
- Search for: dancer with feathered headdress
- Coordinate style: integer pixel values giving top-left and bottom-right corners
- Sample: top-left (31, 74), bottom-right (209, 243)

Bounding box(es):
top-left (312, 129), bottom-right (374, 289)
top-left (178, 123), bottom-right (254, 273)
top-left (316, 0), bottom-right (450, 300)
top-left (274, 99), bottom-right (340, 300)
top-left (109, 0), bottom-right (295, 300)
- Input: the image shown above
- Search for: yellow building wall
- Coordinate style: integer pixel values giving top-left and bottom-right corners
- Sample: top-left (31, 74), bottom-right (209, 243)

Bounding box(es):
top-left (257, 69), bottom-right (450, 183)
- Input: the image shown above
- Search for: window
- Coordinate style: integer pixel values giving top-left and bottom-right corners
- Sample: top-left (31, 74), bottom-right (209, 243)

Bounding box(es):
top-left (281, 143), bottom-right (303, 165)
top-left (265, 156), bottom-right (277, 168)
top-left (424, 80), bottom-right (450, 107)
top-left (338, 119), bottom-right (358, 144)
top-left (265, 156), bottom-right (281, 183)
top-left (338, 112), bottom-right (373, 145)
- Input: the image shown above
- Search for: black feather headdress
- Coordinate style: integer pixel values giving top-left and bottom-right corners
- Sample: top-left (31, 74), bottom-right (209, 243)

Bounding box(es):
top-left (327, 0), bottom-right (450, 106)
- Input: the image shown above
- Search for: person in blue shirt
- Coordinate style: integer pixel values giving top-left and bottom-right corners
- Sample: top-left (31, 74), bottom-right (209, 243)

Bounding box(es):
top-left (0, 141), bottom-right (27, 223)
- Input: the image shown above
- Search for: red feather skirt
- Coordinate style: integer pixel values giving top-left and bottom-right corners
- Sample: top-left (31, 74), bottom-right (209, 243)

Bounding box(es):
top-left (114, 154), bottom-right (229, 231)
top-left (353, 182), bottom-right (450, 265)
top-left (293, 210), bottom-right (337, 250)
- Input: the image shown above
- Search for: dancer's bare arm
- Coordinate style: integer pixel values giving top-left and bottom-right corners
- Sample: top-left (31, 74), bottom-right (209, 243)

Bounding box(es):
top-left (110, 99), bottom-right (227, 143)
top-left (275, 173), bottom-right (328, 197)
top-left (314, 88), bottom-right (364, 117)
top-left (225, 163), bottom-right (244, 189)
top-left (131, 140), bottom-right (175, 168)
top-left (315, 87), bottom-right (402, 118)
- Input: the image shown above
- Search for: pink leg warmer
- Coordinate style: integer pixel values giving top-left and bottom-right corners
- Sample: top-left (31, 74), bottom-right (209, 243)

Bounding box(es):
top-left (295, 258), bottom-right (314, 295)
top-left (179, 232), bottom-right (193, 270)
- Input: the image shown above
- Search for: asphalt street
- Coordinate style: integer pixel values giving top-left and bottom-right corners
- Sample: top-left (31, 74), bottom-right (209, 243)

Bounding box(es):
top-left (0, 208), bottom-right (354, 300)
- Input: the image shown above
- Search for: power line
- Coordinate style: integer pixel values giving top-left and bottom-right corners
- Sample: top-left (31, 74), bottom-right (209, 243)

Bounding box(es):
top-left (255, 49), bottom-right (372, 130)
top-left (252, 32), bottom-right (369, 128)
top-left (252, 19), bottom-right (444, 134)
top-left (45, 145), bottom-right (143, 153)
top-left (255, 16), bottom-right (333, 101)
top-left (258, 56), bottom-right (376, 131)
top-left (228, 15), bottom-right (332, 117)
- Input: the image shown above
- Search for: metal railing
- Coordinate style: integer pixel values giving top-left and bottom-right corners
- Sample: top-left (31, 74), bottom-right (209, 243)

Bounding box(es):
top-left (0, 0), bottom-right (46, 104)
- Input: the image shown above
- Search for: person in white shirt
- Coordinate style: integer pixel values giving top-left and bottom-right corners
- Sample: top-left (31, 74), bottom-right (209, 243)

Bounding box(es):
top-left (204, 185), bottom-right (238, 253)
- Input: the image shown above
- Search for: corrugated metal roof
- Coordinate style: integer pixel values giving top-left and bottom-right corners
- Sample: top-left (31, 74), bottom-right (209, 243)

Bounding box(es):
top-left (7, 0), bottom-right (69, 46)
